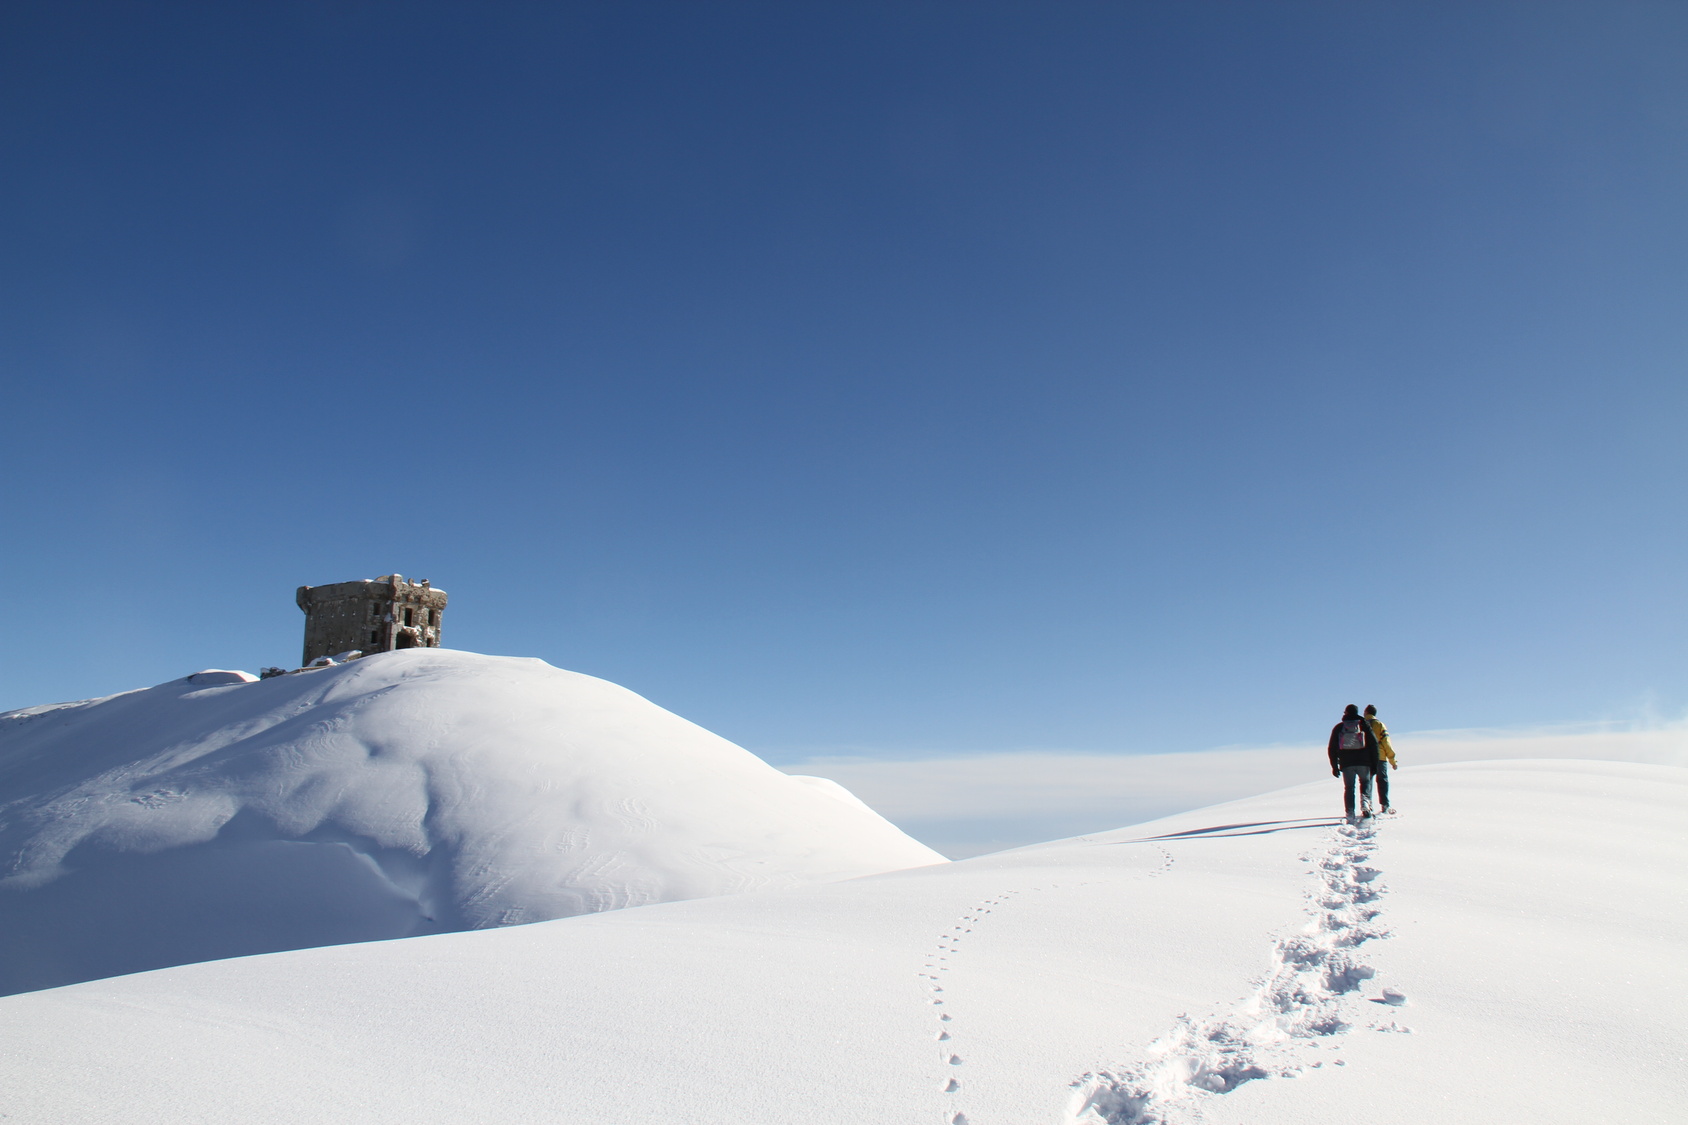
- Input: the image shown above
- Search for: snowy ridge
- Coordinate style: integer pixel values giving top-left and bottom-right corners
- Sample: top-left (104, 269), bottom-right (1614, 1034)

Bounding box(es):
top-left (0, 649), bottom-right (943, 994)
top-left (1068, 820), bottom-right (1400, 1123)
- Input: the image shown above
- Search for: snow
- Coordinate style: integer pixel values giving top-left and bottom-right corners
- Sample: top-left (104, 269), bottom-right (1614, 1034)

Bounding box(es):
top-left (184, 670), bottom-right (259, 686)
top-left (1, 758), bottom-right (1681, 1124)
top-left (0, 649), bottom-right (944, 995)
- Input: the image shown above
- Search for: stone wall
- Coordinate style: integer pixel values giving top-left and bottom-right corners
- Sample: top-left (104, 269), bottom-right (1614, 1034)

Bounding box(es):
top-left (296, 574), bottom-right (448, 666)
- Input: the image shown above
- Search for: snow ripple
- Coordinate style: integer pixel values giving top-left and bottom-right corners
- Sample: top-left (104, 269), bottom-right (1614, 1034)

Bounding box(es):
top-left (1066, 821), bottom-right (1402, 1124)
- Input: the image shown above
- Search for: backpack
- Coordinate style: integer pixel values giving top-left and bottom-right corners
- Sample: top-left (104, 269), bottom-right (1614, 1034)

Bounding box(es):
top-left (1338, 719), bottom-right (1367, 751)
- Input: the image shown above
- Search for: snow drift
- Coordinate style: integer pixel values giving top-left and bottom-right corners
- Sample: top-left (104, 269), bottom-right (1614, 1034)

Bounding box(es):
top-left (0, 649), bottom-right (944, 995)
top-left (0, 759), bottom-right (1680, 1124)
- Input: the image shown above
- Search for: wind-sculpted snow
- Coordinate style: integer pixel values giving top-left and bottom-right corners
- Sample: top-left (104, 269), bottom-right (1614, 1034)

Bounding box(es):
top-left (1067, 821), bottom-right (1400, 1124)
top-left (0, 649), bottom-right (944, 994)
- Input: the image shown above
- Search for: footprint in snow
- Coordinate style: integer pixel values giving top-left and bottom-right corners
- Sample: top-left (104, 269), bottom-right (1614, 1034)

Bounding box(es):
top-left (1067, 821), bottom-right (1406, 1124)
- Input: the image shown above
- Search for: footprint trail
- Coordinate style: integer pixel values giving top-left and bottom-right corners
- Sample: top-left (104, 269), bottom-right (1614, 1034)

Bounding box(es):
top-left (920, 846), bottom-right (1172, 1125)
top-left (1066, 820), bottom-right (1405, 1125)
top-left (919, 889), bottom-right (1025, 1124)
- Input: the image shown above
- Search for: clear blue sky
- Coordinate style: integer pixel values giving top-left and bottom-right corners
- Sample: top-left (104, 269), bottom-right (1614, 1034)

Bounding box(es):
top-left (4, 2), bottom-right (1684, 762)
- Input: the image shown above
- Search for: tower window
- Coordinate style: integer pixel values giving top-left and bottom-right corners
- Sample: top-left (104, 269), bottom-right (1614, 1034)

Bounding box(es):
top-left (404, 608), bottom-right (414, 626)
top-left (370, 630), bottom-right (380, 644)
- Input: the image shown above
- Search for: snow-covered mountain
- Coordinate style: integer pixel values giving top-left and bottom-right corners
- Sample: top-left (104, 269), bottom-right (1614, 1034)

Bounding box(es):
top-left (0, 649), bottom-right (944, 995)
top-left (1, 758), bottom-right (1681, 1124)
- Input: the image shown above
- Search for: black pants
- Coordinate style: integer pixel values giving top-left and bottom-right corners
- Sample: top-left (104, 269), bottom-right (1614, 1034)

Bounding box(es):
top-left (1376, 763), bottom-right (1391, 809)
top-left (1341, 766), bottom-right (1374, 816)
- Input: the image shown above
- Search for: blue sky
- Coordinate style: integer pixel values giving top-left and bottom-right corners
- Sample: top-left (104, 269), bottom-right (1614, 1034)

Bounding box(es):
top-left (4, 2), bottom-right (1685, 763)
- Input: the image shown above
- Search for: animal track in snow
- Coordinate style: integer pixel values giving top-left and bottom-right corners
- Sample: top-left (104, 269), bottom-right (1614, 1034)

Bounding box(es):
top-left (917, 847), bottom-right (1175, 1122)
top-left (917, 888), bottom-right (1038, 1122)
top-left (1066, 821), bottom-right (1407, 1124)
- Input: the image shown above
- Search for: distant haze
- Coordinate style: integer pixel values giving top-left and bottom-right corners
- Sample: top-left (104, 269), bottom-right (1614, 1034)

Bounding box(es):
top-left (789, 723), bottom-right (1688, 857)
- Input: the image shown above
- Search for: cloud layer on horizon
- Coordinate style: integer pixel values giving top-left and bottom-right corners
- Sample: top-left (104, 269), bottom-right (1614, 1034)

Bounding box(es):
top-left (786, 724), bottom-right (1688, 858)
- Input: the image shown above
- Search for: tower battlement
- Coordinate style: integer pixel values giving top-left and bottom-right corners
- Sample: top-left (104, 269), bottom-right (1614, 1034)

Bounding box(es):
top-left (295, 574), bottom-right (447, 667)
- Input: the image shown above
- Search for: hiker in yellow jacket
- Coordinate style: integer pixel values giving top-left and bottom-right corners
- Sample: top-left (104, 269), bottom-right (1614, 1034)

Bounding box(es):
top-left (1364, 705), bottom-right (1396, 813)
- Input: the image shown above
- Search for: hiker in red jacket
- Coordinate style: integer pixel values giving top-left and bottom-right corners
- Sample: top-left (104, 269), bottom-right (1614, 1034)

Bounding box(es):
top-left (1327, 704), bottom-right (1381, 821)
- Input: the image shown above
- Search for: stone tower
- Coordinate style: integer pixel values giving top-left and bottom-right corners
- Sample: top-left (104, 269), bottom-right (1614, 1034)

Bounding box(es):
top-left (295, 574), bottom-right (448, 667)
